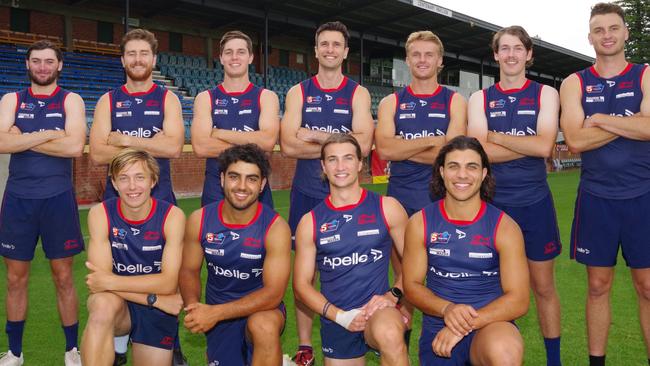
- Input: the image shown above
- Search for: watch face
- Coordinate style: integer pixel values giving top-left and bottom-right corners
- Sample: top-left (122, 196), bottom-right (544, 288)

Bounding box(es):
top-left (391, 287), bottom-right (403, 298)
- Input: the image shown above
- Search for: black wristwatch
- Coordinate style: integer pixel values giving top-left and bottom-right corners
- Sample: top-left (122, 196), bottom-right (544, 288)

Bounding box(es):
top-left (389, 287), bottom-right (403, 304)
top-left (147, 293), bottom-right (157, 309)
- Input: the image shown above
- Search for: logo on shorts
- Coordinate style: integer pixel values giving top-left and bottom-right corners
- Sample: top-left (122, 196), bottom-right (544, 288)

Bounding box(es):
top-left (544, 241), bottom-right (558, 255)
top-left (576, 247), bottom-right (590, 255)
top-left (160, 336), bottom-right (173, 346)
top-left (112, 227), bottom-right (127, 240)
top-left (430, 231), bottom-right (450, 244)
top-left (63, 239), bottom-right (79, 251)
top-left (1, 242), bottom-right (15, 250)
top-left (320, 219), bottom-right (339, 233)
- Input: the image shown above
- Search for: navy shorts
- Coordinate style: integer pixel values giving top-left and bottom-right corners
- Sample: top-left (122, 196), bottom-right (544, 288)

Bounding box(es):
top-left (288, 189), bottom-right (324, 235)
top-left (571, 189), bottom-right (650, 268)
top-left (201, 181), bottom-right (274, 208)
top-left (0, 189), bottom-right (84, 261)
top-left (320, 317), bottom-right (369, 359)
top-left (206, 302), bottom-right (286, 365)
top-left (419, 324), bottom-right (476, 366)
top-left (127, 302), bottom-right (178, 350)
top-left (494, 193), bottom-right (562, 261)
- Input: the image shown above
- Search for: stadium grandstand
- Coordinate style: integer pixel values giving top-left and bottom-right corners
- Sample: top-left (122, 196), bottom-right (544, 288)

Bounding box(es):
top-left (0, 0), bottom-right (590, 203)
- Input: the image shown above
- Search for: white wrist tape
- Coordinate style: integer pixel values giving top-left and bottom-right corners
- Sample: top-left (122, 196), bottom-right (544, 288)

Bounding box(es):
top-left (335, 308), bottom-right (362, 330)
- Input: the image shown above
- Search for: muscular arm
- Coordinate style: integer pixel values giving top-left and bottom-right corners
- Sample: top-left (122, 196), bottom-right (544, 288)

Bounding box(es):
top-left (0, 92), bottom-right (65, 153)
top-left (31, 92), bottom-right (86, 157)
top-left (486, 85), bottom-right (559, 158)
top-left (179, 209), bottom-right (205, 305)
top-left (86, 204), bottom-right (116, 273)
top-left (89, 93), bottom-right (122, 164)
top-left (191, 91), bottom-right (234, 158)
top-left (472, 214), bottom-right (529, 329)
top-left (468, 90), bottom-right (525, 163)
top-left (559, 74), bottom-right (617, 153)
top-left (348, 86), bottom-right (374, 157)
top-left (383, 196), bottom-right (408, 290)
top-left (280, 85), bottom-right (322, 159)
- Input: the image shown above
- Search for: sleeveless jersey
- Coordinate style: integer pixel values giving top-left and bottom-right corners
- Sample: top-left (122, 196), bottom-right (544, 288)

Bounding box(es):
top-left (422, 200), bottom-right (503, 329)
top-left (293, 76), bottom-right (358, 199)
top-left (8, 87), bottom-right (72, 198)
top-left (202, 83), bottom-right (272, 205)
top-left (104, 84), bottom-right (175, 203)
top-left (484, 80), bottom-right (549, 206)
top-left (312, 190), bottom-right (391, 310)
top-left (577, 63), bottom-right (650, 199)
top-left (387, 85), bottom-right (455, 211)
top-left (200, 201), bottom-right (279, 305)
top-left (104, 197), bottom-right (173, 276)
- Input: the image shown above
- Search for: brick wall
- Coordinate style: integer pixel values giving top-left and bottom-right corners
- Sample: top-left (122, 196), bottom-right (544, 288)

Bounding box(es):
top-left (72, 17), bottom-right (97, 42)
top-left (0, 7), bottom-right (9, 30)
top-left (182, 34), bottom-right (205, 56)
top-left (30, 11), bottom-right (63, 38)
top-left (288, 51), bottom-right (307, 72)
top-left (113, 23), bottom-right (123, 45)
top-left (151, 29), bottom-right (169, 53)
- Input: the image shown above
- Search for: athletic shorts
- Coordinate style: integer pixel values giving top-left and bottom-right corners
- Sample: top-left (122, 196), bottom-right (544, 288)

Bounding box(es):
top-left (320, 317), bottom-right (371, 359)
top-left (0, 189), bottom-right (84, 261)
top-left (571, 188), bottom-right (650, 268)
top-left (494, 193), bottom-right (562, 261)
top-left (201, 179), bottom-right (274, 208)
top-left (206, 302), bottom-right (286, 365)
top-left (419, 324), bottom-right (477, 366)
top-left (288, 189), bottom-right (324, 235)
top-left (127, 302), bottom-right (178, 350)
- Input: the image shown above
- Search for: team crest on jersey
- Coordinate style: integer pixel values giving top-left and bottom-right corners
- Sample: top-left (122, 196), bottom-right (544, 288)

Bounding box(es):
top-left (215, 98), bottom-right (228, 107)
top-left (399, 102), bottom-right (416, 111)
top-left (47, 102), bottom-right (61, 110)
top-left (144, 231), bottom-right (160, 241)
top-left (206, 232), bottom-right (226, 244)
top-left (488, 99), bottom-right (506, 109)
top-left (320, 219), bottom-right (340, 233)
top-left (243, 238), bottom-right (261, 248)
top-left (20, 102), bottom-right (35, 111)
top-left (112, 227), bottom-right (127, 240)
top-left (146, 100), bottom-right (160, 107)
top-left (430, 231), bottom-right (451, 244)
top-left (307, 96), bottom-right (322, 104)
top-left (585, 84), bottom-right (604, 93)
top-left (618, 81), bottom-right (633, 89)
top-left (116, 100), bottom-right (132, 109)
top-left (470, 235), bottom-right (492, 247)
top-left (241, 99), bottom-right (252, 107)
top-left (358, 214), bottom-right (376, 224)
top-left (430, 102), bottom-right (446, 110)
top-left (336, 97), bottom-right (348, 105)
top-left (518, 98), bottom-right (535, 106)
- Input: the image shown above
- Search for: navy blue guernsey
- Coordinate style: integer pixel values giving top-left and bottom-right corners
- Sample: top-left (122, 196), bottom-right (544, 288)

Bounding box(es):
top-left (200, 201), bottom-right (279, 305)
top-left (104, 84), bottom-right (175, 203)
top-left (484, 80), bottom-right (549, 206)
top-left (202, 83), bottom-right (272, 206)
top-left (103, 197), bottom-right (173, 276)
top-left (294, 76), bottom-right (358, 199)
top-left (312, 190), bottom-right (391, 310)
top-left (422, 200), bottom-right (504, 329)
top-left (577, 63), bottom-right (650, 199)
top-left (9, 87), bottom-right (72, 198)
top-left (387, 85), bottom-right (455, 211)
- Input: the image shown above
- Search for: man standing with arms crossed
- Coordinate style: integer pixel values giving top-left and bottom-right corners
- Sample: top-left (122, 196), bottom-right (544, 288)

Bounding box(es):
top-left (180, 144), bottom-right (291, 365)
top-left (467, 26), bottom-right (562, 366)
top-left (192, 30), bottom-right (280, 208)
top-left (89, 28), bottom-right (186, 365)
top-left (560, 3), bottom-right (650, 365)
top-left (281, 21), bottom-right (374, 365)
top-left (0, 40), bottom-right (86, 366)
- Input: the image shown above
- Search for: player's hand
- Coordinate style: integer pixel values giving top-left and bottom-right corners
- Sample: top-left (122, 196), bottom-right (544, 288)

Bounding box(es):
top-left (432, 326), bottom-right (463, 358)
top-left (107, 131), bottom-right (129, 147)
top-left (296, 127), bottom-right (317, 142)
top-left (583, 115), bottom-right (599, 128)
top-left (362, 294), bottom-right (396, 319)
top-left (183, 302), bottom-right (219, 333)
top-left (85, 261), bottom-right (114, 293)
top-left (155, 293), bottom-right (184, 316)
top-left (9, 125), bottom-right (21, 134)
top-left (442, 303), bottom-right (478, 337)
top-left (345, 310), bottom-right (367, 332)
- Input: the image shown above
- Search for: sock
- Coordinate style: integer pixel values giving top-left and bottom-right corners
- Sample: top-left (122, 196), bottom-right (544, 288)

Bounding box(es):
top-left (114, 335), bottom-right (129, 354)
top-left (6, 320), bottom-right (25, 356)
top-left (62, 323), bottom-right (79, 351)
top-left (543, 337), bottom-right (561, 366)
top-left (298, 345), bottom-right (313, 352)
top-left (589, 355), bottom-right (606, 366)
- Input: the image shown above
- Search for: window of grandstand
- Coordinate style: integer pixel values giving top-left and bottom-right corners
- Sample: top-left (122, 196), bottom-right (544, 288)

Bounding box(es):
top-left (10, 8), bottom-right (30, 33)
top-left (279, 49), bottom-right (289, 67)
top-left (169, 31), bottom-right (182, 52)
top-left (97, 21), bottom-right (114, 43)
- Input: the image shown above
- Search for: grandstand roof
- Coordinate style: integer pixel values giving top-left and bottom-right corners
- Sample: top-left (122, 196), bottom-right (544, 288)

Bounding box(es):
top-left (111, 0), bottom-right (594, 80)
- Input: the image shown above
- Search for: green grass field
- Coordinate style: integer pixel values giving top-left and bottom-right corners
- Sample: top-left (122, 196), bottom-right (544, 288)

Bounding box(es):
top-left (1, 170), bottom-right (648, 365)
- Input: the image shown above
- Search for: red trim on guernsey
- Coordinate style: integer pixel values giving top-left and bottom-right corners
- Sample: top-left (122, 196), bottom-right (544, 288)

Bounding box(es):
top-left (312, 75), bottom-right (348, 92)
top-left (299, 82), bottom-right (305, 102)
top-left (393, 92), bottom-right (399, 115)
top-left (447, 91), bottom-right (455, 117)
top-left (640, 65), bottom-right (648, 97)
top-left (257, 88), bottom-right (263, 108)
top-left (218, 200), bottom-right (262, 229)
top-left (495, 79), bottom-right (531, 94)
top-left (406, 84), bottom-right (442, 98)
top-left (108, 90), bottom-right (114, 115)
top-left (350, 83), bottom-right (359, 106)
top-left (421, 210), bottom-right (427, 248)
top-left (14, 92), bottom-right (20, 114)
top-left (263, 214), bottom-right (280, 248)
top-left (161, 203), bottom-right (173, 241)
top-left (325, 189), bottom-right (367, 211)
top-left (492, 211), bottom-right (504, 252)
top-left (118, 198), bottom-right (158, 225)
top-left (311, 211), bottom-right (317, 244)
top-left (572, 190), bottom-right (583, 259)
top-left (217, 82), bottom-right (254, 96)
top-left (589, 62), bottom-right (633, 79)
top-left (102, 202), bottom-right (111, 237)
top-left (575, 72), bottom-right (585, 101)
top-left (120, 83), bottom-right (157, 96)
top-left (537, 84), bottom-right (543, 110)
top-left (161, 89), bottom-right (168, 116)
top-left (482, 90), bottom-right (488, 114)
top-left (29, 85), bottom-right (60, 98)
top-left (438, 200), bottom-right (486, 226)
top-left (379, 196), bottom-right (391, 234)
top-left (198, 207), bottom-right (206, 243)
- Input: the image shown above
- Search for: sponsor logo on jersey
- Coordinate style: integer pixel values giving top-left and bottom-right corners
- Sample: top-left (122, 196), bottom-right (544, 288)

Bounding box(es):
top-left (243, 237), bottom-right (261, 248)
top-left (204, 247), bottom-right (224, 256)
top-left (239, 109), bottom-right (252, 115)
top-left (399, 129), bottom-right (442, 139)
top-left (130, 228), bottom-right (140, 236)
top-left (111, 241), bottom-right (128, 250)
top-left (231, 97), bottom-right (239, 104)
top-left (206, 232), bottom-right (226, 244)
top-left (489, 111), bottom-right (506, 118)
top-left (398, 113), bottom-right (416, 119)
top-left (305, 107), bottom-right (322, 113)
top-left (400, 102), bottom-right (416, 111)
top-left (20, 102), bottom-right (36, 111)
top-left (207, 263), bottom-right (262, 279)
top-left (240, 253), bottom-right (262, 259)
top-left (320, 219), bottom-right (340, 233)
top-left (343, 214), bottom-right (353, 222)
top-left (305, 124), bottom-right (350, 133)
top-left (113, 261), bottom-right (162, 274)
top-left (116, 127), bottom-right (153, 138)
top-left (489, 99), bottom-right (506, 109)
top-left (618, 81), bottom-right (633, 89)
top-left (336, 97), bottom-right (348, 105)
top-left (146, 100), bottom-right (160, 107)
top-left (320, 234), bottom-right (341, 245)
top-left (142, 245), bottom-right (162, 251)
top-left (144, 231), bottom-right (160, 241)
top-left (215, 98), bottom-right (228, 107)
top-left (214, 109), bottom-right (228, 115)
top-left (322, 249), bottom-right (383, 269)
top-left (306, 96), bottom-right (322, 104)
top-left (456, 229), bottom-right (466, 239)
top-left (325, 94), bottom-right (333, 101)
top-left (508, 96), bottom-right (517, 103)
top-left (333, 108), bottom-right (349, 114)
top-left (46, 112), bottom-right (63, 118)
top-left (419, 100), bottom-right (427, 106)
top-left (115, 111), bottom-right (132, 118)
top-left (430, 231), bottom-right (451, 244)
top-left (615, 92), bottom-right (634, 99)
top-left (17, 113), bottom-right (34, 119)
top-left (112, 227), bottom-right (127, 239)
top-left (517, 110), bottom-right (536, 115)
top-left (429, 248), bottom-right (450, 256)
top-left (428, 113), bottom-right (446, 118)
top-left (606, 80), bottom-right (616, 87)
top-left (585, 96), bottom-right (605, 103)
top-left (144, 111), bottom-right (160, 116)
top-left (470, 235), bottom-right (492, 247)
top-left (116, 100), bottom-right (132, 109)
top-left (358, 214), bottom-right (376, 224)
top-left (429, 265), bottom-right (498, 278)
top-left (585, 84), bottom-right (604, 93)
top-left (135, 98), bottom-right (143, 104)
top-left (357, 229), bottom-right (380, 237)
top-left (230, 231), bottom-right (240, 240)
top-left (468, 252), bottom-right (493, 259)
top-left (35, 100), bottom-right (44, 107)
